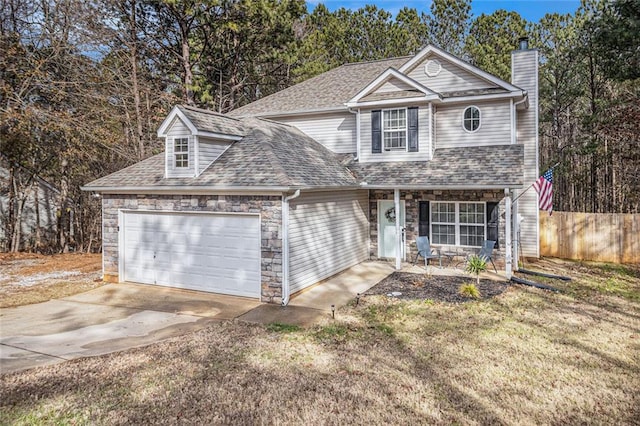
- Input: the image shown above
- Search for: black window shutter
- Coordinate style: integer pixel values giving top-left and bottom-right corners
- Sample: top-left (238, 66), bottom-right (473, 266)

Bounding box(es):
top-left (371, 110), bottom-right (382, 153)
top-left (408, 107), bottom-right (419, 152)
top-left (419, 201), bottom-right (430, 237)
top-left (486, 202), bottom-right (499, 249)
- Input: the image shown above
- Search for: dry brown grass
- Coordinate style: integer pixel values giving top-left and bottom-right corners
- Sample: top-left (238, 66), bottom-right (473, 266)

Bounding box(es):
top-left (0, 253), bottom-right (103, 308)
top-left (1, 258), bottom-right (639, 424)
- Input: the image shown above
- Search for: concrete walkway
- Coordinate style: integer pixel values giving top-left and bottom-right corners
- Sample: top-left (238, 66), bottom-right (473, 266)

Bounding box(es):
top-left (237, 261), bottom-right (395, 326)
top-left (0, 261), bottom-right (395, 374)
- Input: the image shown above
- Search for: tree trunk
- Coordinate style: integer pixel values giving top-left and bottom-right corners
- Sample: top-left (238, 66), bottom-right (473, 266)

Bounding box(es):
top-left (128, 0), bottom-right (145, 159)
top-left (58, 157), bottom-right (70, 253)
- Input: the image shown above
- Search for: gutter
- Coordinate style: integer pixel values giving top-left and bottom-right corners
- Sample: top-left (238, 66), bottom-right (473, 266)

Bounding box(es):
top-left (81, 184), bottom-right (365, 195)
top-left (281, 189), bottom-right (301, 306)
top-left (80, 185), bottom-right (294, 194)
top-left (360, 183), bottom-right (525, 190)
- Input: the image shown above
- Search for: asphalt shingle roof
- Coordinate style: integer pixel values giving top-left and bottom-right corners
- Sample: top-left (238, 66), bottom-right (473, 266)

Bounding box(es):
top-left (347, 145), bottom-right (524, 188)
top-left (84, 118), bottom-right (359, 189)
top-left (228, 57), bottom-right (410, 117)
top-left (178, 105), bottom-right (247, 136)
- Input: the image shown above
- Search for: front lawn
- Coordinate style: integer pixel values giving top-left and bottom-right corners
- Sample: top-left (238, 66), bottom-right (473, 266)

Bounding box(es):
top-left (1, 259), bottom-right (638, 424)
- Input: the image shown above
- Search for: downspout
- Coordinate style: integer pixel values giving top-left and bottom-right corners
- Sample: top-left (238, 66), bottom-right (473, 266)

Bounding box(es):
top-left (512, 94), bottom-right (527, 144)
top-left (348, 108), bottom-right (361, 161)
top-left (281, 189), bottom-right (301, 306)
top-left (511, 94), bottom-right (527, 271)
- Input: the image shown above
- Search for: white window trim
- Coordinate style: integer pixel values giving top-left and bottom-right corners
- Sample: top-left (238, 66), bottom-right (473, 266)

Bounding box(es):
top-left (462, 105), bottom-right (481, 133)
top-left (382, 107), bottom-right (408, 152)
top-left (174, 137), bottom-right (189, 168)
top-left (430, 201), bottom-right (486, 248)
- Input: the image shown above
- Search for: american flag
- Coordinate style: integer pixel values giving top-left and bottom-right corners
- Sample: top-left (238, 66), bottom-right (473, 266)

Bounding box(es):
top-left (533, 168), bottom-right (553, 215)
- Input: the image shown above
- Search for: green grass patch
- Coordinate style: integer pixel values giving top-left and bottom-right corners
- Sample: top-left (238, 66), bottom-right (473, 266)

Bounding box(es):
top-left (266, 322), bottom-right (302, 333)
top-left (313, 324), bottom-right (353, 343)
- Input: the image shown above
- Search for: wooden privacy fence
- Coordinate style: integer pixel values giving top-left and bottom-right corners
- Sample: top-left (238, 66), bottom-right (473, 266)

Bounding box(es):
top-left (540, 211), bottom-right (640, 264)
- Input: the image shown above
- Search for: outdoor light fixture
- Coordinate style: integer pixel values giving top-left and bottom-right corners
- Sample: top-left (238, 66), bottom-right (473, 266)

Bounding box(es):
top-left (355, 293), bottom-right (360, 306)
top-left (331, 304), bottom-right (335, 319)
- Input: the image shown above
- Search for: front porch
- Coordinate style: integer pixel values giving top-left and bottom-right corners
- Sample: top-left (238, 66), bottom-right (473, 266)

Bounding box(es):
top-left (368, 189), bottom-right (516, 278)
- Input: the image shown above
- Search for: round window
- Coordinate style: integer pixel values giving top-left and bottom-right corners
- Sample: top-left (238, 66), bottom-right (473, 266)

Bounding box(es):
top-left (463, 106), bottom-right (480, 132)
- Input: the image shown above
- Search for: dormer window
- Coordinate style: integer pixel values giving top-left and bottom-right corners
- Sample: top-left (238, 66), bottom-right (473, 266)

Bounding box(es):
top-left (383, 108), bottom-right (407, 151)
top-left (463, 106), bottom-right (481, 132)
top-left (174, 138), bottom-right (189, 168)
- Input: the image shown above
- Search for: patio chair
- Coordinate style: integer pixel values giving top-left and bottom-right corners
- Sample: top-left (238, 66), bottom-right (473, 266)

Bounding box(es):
top-left (413, 236), bottom-right (442, 268)
top-left (476, 239), bottom-right (497, 273)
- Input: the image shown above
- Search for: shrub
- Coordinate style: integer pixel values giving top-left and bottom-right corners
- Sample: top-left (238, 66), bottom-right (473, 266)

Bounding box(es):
top-left (459, 282), bottom-right (482, 299)
top-left (466, 254), bottom-right (487, 285)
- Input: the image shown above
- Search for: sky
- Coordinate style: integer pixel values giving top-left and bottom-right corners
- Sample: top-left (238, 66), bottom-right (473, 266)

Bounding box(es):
top-left (306, 1), bottom-right (583, 23)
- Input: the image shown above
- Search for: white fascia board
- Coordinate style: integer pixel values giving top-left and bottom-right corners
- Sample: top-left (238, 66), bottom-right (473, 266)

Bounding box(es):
top-left (80, 186), bottom-right (291, 195)
top-left (440, 91), bottom-right (526, 104)
top-left (346, 96), bottom-right (437, 109)
top-left (347, 67), bottom-right (439, 104)
top-left (195, 130), bottom-right (243, 140)
top-left (157, 106), bottom-right (198, 137)
top-left (399, 45), bottom-right (522, 93)
top-left (361, 183), bottom-right (524, 190)
top-left (80, 185), bottom-right (364, 195)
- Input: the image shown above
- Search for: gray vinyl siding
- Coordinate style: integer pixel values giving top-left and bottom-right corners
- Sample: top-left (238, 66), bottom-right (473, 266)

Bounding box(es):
top-left (435, 101), bottom-right (511, 148)
top-left (288, 190), bottom-right (369, 293)
top-left (276, 113), bottom-right (356, 153)
top-left (378, 79), bottom-right (413, 93)
top-left (197, 137), bottom-right (232, 175)
top-left (406, 56), bottom-right (495, 93)
top-left (360, 106), bottom-right (431, 163)
top-left (165, 118), bottom-right (195, 178)
top-left (512, 50), bottom-right (539, 257)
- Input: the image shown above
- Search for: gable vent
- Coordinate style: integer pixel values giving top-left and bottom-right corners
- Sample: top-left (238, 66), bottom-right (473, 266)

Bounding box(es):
top-left (425, 59), bottom-right (442, 77)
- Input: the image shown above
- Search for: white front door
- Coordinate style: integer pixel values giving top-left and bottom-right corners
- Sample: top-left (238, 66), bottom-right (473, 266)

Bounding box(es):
top-left (378, 200), bottom-right (405, 259)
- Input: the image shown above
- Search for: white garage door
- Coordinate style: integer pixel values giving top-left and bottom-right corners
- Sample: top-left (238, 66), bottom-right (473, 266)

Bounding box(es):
top-left (121, 211), bottom-right (260, 298)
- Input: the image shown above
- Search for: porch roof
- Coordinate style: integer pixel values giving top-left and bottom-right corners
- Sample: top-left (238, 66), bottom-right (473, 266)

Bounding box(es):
top-left (348, 144), bottom-right (525, 189)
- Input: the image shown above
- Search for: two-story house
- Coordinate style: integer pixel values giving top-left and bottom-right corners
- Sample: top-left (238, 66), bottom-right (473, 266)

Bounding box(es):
top-left (83, 42), bottom-right (539, 305)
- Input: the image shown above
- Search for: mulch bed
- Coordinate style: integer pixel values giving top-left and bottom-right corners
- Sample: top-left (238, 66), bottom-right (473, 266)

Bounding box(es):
top-left (365, 272), bottom-right (510, 303)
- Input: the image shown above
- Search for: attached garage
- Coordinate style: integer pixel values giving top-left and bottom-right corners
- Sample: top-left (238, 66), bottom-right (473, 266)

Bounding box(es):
top-left (120, 211), bottom-right (261, 298)
top-left (288, 190), bottom-right (369, 293)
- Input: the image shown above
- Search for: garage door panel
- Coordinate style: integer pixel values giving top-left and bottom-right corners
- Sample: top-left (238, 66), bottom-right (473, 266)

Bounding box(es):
top-left (122, 211), bottom-right (260, 298)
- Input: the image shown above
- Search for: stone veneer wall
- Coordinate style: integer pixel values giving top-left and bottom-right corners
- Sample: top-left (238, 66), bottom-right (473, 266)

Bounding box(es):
top-left (102, 194), bottom-right (283, 303)
top-left (369, 190), bottom-right (506, 265)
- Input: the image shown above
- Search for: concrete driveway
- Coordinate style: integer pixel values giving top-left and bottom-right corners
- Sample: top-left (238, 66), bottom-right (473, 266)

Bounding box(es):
top-left (1, 261), bottom-right (394, 375)
top-left (0, 283), bottom-right (261, 374)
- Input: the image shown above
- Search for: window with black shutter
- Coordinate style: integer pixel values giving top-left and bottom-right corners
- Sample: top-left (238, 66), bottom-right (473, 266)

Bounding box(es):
top-left (408, 106), bottom-right (419, 152)
top-left (486, 202), bottom-right (500, 249)
top-left (371, 110), bottom-right (382, 153)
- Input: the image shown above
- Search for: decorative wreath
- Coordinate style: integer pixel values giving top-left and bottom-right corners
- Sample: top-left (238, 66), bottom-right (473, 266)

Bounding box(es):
top-left (385, 207), bottom-right (396, 222)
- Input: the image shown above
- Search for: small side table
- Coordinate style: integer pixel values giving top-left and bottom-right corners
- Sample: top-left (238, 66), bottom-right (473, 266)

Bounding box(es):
top-left (442, 250), bottom-right (463, 267)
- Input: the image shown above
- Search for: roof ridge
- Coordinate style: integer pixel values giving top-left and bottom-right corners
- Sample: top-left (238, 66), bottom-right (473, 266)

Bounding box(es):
top-left (340, 55), bottom-right (412, 67)
top-left (244, 125), bottom-right (294, 186)
top-left (178, 104), bottom-right (243, 122)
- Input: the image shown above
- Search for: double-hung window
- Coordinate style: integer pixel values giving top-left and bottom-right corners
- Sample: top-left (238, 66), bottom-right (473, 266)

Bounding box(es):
top-left (431, 202), bottom-right (485, 247)
top-left (174, 138), bottom-right (189, 168)
top-left (383, 108), bottom-right (407, 151)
